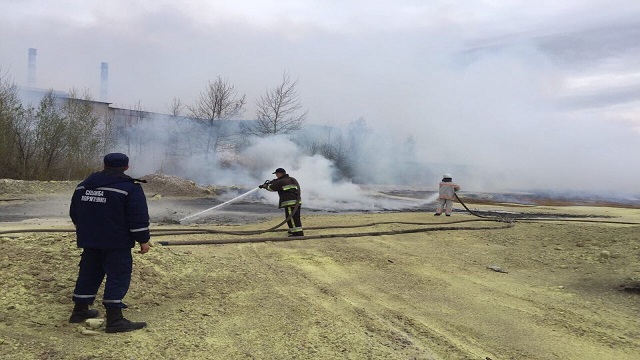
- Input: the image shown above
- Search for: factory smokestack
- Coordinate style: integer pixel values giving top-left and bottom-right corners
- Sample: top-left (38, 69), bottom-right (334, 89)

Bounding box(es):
top-left (100, 62), bottom-right (108, 102)
top-left (27, 48), bottom-right (37, 87)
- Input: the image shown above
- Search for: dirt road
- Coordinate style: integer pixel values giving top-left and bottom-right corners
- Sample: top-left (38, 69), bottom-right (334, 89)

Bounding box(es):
top-left (1, 193), bottom-right (640, 359)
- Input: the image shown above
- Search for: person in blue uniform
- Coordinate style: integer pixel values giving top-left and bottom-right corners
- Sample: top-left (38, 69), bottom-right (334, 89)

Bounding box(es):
top-left (68, 153), bottom-right (150, 333)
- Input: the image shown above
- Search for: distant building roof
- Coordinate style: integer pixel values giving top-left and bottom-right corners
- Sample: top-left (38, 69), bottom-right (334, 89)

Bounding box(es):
top-left (19, 87), bottom-right (112, 105)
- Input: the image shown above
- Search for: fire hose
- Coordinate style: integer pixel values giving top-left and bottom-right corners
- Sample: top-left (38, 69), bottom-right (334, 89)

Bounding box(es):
top-left (154, 221), bottom-right (515, 245)
top-left (154, 181), bottom-right (510, 245)
top-left (1, 192), bottom-right (638, 244)
top-left (153, 194), bottom-right (640, 246)
top-left (455, 193), bottom-right (640, 225)
top-left (455, 193), bottom-right (507, 221)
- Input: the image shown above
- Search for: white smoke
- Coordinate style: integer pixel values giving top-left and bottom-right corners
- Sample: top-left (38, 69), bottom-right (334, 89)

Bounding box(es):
top-left (120, 122), bottom-right (438, 211)
top-left (235, 135), bottom-right (436, 210)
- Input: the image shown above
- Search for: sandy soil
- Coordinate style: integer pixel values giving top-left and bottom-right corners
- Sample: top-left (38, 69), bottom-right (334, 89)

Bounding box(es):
top-left (1, 182), bottom-right (640, 359)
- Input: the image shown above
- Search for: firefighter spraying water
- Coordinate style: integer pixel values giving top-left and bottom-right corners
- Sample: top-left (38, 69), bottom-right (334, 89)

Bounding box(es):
top-left (258, 168), bottom-right (304, 237)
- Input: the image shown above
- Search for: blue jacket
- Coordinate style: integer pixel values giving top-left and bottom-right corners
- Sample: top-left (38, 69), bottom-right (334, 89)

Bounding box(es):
top-left (70, 169), bottom-right (150, 249)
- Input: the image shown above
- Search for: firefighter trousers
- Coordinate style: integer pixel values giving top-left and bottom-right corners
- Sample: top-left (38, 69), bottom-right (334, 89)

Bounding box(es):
top-left (72, 248), bottom-right (132, 309)
top-left (436, 198), bottom-right (454, 215)
top-left (284, 205), bottom-right (304, 235)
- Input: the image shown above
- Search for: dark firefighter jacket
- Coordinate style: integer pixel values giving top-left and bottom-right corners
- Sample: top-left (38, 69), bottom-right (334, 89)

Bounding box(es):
top-left (70, 169), bottom-right (150, 249)
top-left (266, 174), bottom-right (301, 208)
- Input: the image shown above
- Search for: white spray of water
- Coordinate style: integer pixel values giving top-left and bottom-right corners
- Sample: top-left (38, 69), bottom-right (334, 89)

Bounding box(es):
top-left (179, 187), bottom-right (260, 222)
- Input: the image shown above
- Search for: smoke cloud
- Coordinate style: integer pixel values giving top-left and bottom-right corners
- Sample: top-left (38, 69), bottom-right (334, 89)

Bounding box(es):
top-left (2, 1), bottom-right (640, 197)
top-left (123, 121), bottom-right (435, 211)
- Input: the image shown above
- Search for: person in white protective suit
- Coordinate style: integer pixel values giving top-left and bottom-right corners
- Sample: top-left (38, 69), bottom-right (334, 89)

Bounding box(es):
top-left (434, 173), bottom-right (460, 216)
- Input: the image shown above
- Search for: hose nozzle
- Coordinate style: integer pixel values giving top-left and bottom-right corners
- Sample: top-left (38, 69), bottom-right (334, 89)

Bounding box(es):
top-left (258, 179), bottom-right (271, 189)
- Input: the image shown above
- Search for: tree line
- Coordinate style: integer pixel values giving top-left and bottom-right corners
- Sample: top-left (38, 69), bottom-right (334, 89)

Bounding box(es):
top-left (0, 69), bottom-right (311, 181)
top-left (0, 71), bottom-right (114, 180)
top-left (0, 67), bottom-right (387, 182)
top-left (182, 72), bottom-right (307, 156)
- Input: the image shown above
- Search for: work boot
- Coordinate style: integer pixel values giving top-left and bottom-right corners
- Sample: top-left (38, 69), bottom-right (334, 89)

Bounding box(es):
top-left (434, 213), bottom-right (441, 216)
top-left (69, 303), bottom-right (99, 323)
top-left (288, 232), bottom-right (304, 237)
top-left (105, 307), bottom-right (146, 333)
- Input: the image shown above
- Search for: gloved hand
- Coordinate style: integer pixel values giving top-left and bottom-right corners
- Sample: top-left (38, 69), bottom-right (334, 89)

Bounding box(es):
top-left (259, 180), bottom-right (270, 189)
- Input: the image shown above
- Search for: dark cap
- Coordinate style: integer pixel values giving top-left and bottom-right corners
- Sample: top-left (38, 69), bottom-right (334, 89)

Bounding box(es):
top-left (272, 168), bottom-right (286, 174)
top-left (104, 153), bottom-right (129, 168)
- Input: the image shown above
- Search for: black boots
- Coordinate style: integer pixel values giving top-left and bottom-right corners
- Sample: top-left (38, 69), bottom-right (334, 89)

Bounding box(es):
top-left (69, 303), bottom-right (100, 323)
top-left (70, 304), bottom-right (146, 333)
top-left (288, 232), bottom-right (304, 237)
top-left (105, 307), bottom-right (147, 333)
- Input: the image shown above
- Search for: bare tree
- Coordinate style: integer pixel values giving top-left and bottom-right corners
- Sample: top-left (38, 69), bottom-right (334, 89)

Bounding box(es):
top-left (63, 89), bottom-right (102, 179)
top-left (305, 133), bottom-right (352, 179)
top-left (0, 69), bottom-right (24, 178)
top-left (246, 71), bottom-right (307, 136)
top-left (168, 96), bottom-right (184, 116)
top-left (347, 117), bottom-right (372, 183)
top-left (101, 112), bottom-right (116, 156)
top-left (119, 101), bottom-right (147, 157)
top-left (35, 91), bottom-right (68, 178)
top-left (12, 106), bottom-right (38, 179)
top-left (134, 101), bottom-right (147, 158)
top-left (188, 76), bottom-right (245, 156)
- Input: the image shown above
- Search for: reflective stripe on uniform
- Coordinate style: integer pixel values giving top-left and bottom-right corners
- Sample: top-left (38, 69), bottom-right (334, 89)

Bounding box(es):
top-left (281, 200), bottom-right (299, 207)
top-left (96, 187), bottom-right (129, 195)
top-left (130, 227), bottom-right (149, 233)
top-left (73, 293), bottom-right (97, 299)
top-left (102, 299), bottom-right (123, 304)
top-left (282, 184), bottom-right (298, 191)
top-left (288, 226), bottom-right (303, 233)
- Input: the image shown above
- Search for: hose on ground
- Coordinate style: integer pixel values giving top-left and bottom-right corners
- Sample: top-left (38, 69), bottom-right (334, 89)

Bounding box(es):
top-left (454, 193), bottom-right (640, 225)
top-left (455, 193), bottom-right (510, 221)
top-left (149, 218), bottom-right (501, 236)
top-left (155, 221), bottom-right (515, 246)
top-left (2, 193), bottom-right (638, 245)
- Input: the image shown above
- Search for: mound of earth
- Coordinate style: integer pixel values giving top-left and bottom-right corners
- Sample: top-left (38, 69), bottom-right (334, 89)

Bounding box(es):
top-left (0, 174), bottom-right (223, 198)
top-left (140, 173), bottom-right (219, 197)
top-left (0, 179), bottom-right (76, 196)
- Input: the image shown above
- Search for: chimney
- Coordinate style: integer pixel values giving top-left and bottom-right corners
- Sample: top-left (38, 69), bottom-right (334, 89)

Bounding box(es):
top-left (100, 62), bottom-right (108, 102)
top-left (27, 48), bottom-right (37, 87)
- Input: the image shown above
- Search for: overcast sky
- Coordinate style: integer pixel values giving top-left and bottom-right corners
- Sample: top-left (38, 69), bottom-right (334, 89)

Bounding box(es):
top-left (2, 0), bottom-right (640, 194)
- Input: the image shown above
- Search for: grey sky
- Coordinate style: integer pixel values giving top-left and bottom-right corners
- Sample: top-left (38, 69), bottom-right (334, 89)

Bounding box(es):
top-left (1, 0), bottom-right (639, 193)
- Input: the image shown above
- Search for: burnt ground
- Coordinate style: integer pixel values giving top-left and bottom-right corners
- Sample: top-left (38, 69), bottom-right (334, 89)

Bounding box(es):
top-left (0, 193), bottom-right (607, 227)
top-left (2, 176), bottom-right (636, 225)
